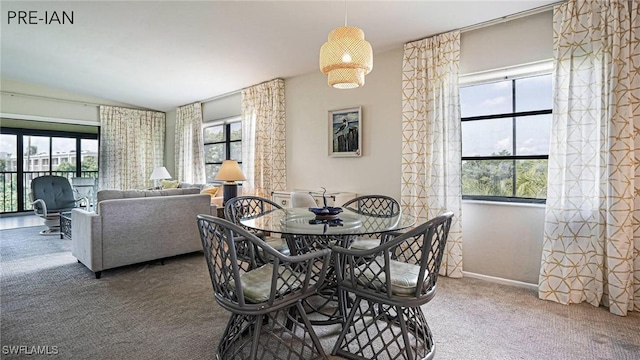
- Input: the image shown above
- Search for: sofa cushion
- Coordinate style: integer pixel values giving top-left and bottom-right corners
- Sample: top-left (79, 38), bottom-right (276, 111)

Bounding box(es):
top-left (160, 188), bottom-right (199, 196)
top-left (123, 190), bottom-right (148, 198)
top-left (179, 182), bottom-right (223, 192)
top-left (178, 182), bottom-right (202, 190)
top-left (96, 188), bottom-right (201, 209)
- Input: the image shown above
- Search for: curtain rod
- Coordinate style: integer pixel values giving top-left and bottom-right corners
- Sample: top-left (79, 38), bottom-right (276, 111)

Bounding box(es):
top-left (1, 91), bottom-right (103, 108)
top-left (405, 1), bottom-right (564, 44)
top-left (0, 91), bottom-right (157, 112)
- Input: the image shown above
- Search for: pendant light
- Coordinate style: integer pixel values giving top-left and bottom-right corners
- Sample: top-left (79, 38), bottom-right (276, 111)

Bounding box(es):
top-left (319, 0), bottom-right (373, 89)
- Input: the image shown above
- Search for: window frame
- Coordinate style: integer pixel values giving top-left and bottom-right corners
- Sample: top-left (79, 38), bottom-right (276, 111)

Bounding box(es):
top-left (459, 61), bottom-right (553, 204)
top-left (0, 127), bottom-right (99, 214)
top-left (202, 116), bottom-right (242, 182)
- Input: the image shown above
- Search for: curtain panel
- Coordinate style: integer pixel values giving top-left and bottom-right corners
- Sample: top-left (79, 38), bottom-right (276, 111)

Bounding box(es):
top-left (241, 79), bottom-right (287, 198)
top-left (401, 31), bottom-right (463, 278)
top-left (99, 106), bottom-right (166, 190)
top-left (175, 102), bottom-right (205, 184)
top-left (539, 0), bottom-right (639, 316)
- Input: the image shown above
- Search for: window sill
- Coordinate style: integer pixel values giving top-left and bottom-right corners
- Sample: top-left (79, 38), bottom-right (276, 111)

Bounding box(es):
top-left (462, 199), bottom-right (546, 209)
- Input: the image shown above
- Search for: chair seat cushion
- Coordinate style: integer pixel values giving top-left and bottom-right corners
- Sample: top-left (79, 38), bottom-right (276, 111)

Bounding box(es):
top-left (354, 256), bottom-right (424, 296)
top-left (264, 236), bottom-right (290, 255)
top-left (350, 236), bottom-right (380, 250)
top-left (240, 263), bottom-right (302, 303)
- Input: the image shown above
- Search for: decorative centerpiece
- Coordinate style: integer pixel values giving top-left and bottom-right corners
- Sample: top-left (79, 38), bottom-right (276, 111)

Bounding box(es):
top-left (309, 206), bottom-right (343, 220)
top-left (308, 187), bottom-right (343, 220)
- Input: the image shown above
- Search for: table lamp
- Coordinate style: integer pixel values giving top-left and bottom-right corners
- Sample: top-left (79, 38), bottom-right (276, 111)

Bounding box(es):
top-left (214, 160), bottom-right (246, 204)
top-left (150, 166), bottom-right (171, 189)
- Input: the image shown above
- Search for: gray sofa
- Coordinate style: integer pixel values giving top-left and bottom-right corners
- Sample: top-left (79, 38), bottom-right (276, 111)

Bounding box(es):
top-left (71, 188), bottom-right (215, 278)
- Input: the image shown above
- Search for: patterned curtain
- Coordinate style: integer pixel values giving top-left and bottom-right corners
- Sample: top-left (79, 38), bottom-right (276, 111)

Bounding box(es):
top-left (175, 102), bottom-right (205, 184)
top-left (539, 0), bottom-right (639, 316)
top-left (241, 79), bottom-right (286, 198)
top-left (401, 31), bottom-right (463, 278)
top-left (99, 106), bottom-right (166, 190)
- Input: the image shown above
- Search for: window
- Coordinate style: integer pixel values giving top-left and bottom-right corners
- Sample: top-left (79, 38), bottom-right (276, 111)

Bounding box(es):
top-left (0, 128), bottom-right (98, 214)
top-left (460, 71), bottom-right (552, 203)
top-left (203, 118), bottom-right (242, 183)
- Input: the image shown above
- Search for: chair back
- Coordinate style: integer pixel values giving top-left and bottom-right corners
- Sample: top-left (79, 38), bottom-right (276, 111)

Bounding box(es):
top-left (224, 196), bottom-right (283, 226)
top-left (197, 214), bottom-right (330, 314)
top-left (30, 175), bottom-right (78, 213)
top-left (342, 195), bottom-right (401, 217)
top-left (290, 192), bottom-right (317, 208)
top-left (335, 212), bottom-right (454, 306)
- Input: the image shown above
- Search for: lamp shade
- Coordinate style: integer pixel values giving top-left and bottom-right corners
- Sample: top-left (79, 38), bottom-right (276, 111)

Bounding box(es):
top-left (319, 26), bottom-right (373, 89)
top-left (150, 166), bottom-right (172, 180)
top-left (215, 160), bottom-right (246, 182)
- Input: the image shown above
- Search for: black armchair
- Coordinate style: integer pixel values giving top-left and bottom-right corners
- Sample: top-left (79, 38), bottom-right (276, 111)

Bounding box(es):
top-left (197, 214), bottom-right (330, 360)
top-left (30, 175), bottom-right (87, 236)
top-left (331, 212), bottom-right (454, 360)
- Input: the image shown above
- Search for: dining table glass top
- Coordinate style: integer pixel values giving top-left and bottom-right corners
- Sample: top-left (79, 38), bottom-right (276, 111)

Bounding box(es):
top-left (240, 207), bottom-right (416, 236)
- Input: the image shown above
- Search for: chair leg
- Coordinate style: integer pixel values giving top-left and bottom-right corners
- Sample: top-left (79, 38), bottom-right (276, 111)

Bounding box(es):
top-left (249, 314), bottom-right (263, 360)
top-left (332, 296), bottom-right (362, 356)
top-left (40, 217), bottom-right (61, 236)
top-left (39, 227), bottom-right (61, 236)
top-left (217, 313), bottom-right (253, 359)
top-left (295, 302), bottom-right (327, 359)
top-left (397, 305), bottom-right (415, 360)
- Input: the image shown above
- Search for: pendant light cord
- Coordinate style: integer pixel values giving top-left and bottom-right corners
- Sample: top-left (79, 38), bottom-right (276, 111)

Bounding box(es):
top-left (344, 0), bottom-right (348, 26)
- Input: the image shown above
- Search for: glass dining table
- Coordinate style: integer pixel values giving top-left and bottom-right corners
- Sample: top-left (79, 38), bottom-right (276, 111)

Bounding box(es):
top-left (240, 206), bottom-right (416, 325)
top-left (240, 206), bottom-right (416, 245)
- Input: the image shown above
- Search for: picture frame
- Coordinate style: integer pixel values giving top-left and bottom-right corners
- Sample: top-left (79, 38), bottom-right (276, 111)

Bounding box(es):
top-left (329, 106), bottom-right (362, 157)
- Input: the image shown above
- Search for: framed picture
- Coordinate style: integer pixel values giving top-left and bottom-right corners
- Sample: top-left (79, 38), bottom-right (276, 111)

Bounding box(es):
top-left (329, 106), bottom-right (362, 157)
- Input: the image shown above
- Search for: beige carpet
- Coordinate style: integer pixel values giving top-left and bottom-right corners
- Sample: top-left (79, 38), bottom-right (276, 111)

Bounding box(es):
top-left (1, 226), bottom-right (639, 359)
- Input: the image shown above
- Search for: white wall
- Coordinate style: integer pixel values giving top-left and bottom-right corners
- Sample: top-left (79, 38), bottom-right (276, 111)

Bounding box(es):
top-left (460, 11), bottom-right (553, 74)
top-left (286, 47), bottom-right (403, 197)
top-left (202, 92), bottom-right (241, 121)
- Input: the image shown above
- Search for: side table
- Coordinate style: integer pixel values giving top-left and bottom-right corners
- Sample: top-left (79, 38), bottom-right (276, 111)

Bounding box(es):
top-left (60, 211), bottom-right (72, 240)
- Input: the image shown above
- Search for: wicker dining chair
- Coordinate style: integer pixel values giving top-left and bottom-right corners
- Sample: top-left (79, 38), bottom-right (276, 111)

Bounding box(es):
top-left (197, 214), bottom-right (331, 360)
top-left (224, 196), bottom-right (290, 264)
top-left (331, 212), bottom-right (454, 360)
top-left (341, 195), bottom-right (402, 250)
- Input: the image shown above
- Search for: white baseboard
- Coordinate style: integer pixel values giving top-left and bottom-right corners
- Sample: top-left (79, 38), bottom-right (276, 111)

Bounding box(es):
top-left (462, 271), bottom-right (538, 291)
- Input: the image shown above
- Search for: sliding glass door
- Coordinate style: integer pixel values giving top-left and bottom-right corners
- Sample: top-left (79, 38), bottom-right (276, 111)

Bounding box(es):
top-left (0, 128), bottom-right (98, 214)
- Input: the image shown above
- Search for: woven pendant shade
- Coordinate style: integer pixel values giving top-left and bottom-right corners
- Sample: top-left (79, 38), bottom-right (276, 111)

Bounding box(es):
top-left (319, 26), bottom-right (373, 89)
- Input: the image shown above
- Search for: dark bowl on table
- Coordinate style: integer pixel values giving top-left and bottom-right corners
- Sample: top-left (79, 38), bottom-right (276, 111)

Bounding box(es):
top-left (309, 206), bottom-right (343, 219)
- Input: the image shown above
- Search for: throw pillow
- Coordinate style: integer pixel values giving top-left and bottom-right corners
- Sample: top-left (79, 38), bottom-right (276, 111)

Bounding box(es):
top-left (201, 186), bottom-right (220, 197)
top-left (161, 180), bottom-right (179, 189)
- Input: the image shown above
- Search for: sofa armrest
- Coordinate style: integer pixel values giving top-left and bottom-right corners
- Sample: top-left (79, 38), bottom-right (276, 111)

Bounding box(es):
top-left (71, 208), bottom-right (103, 273)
